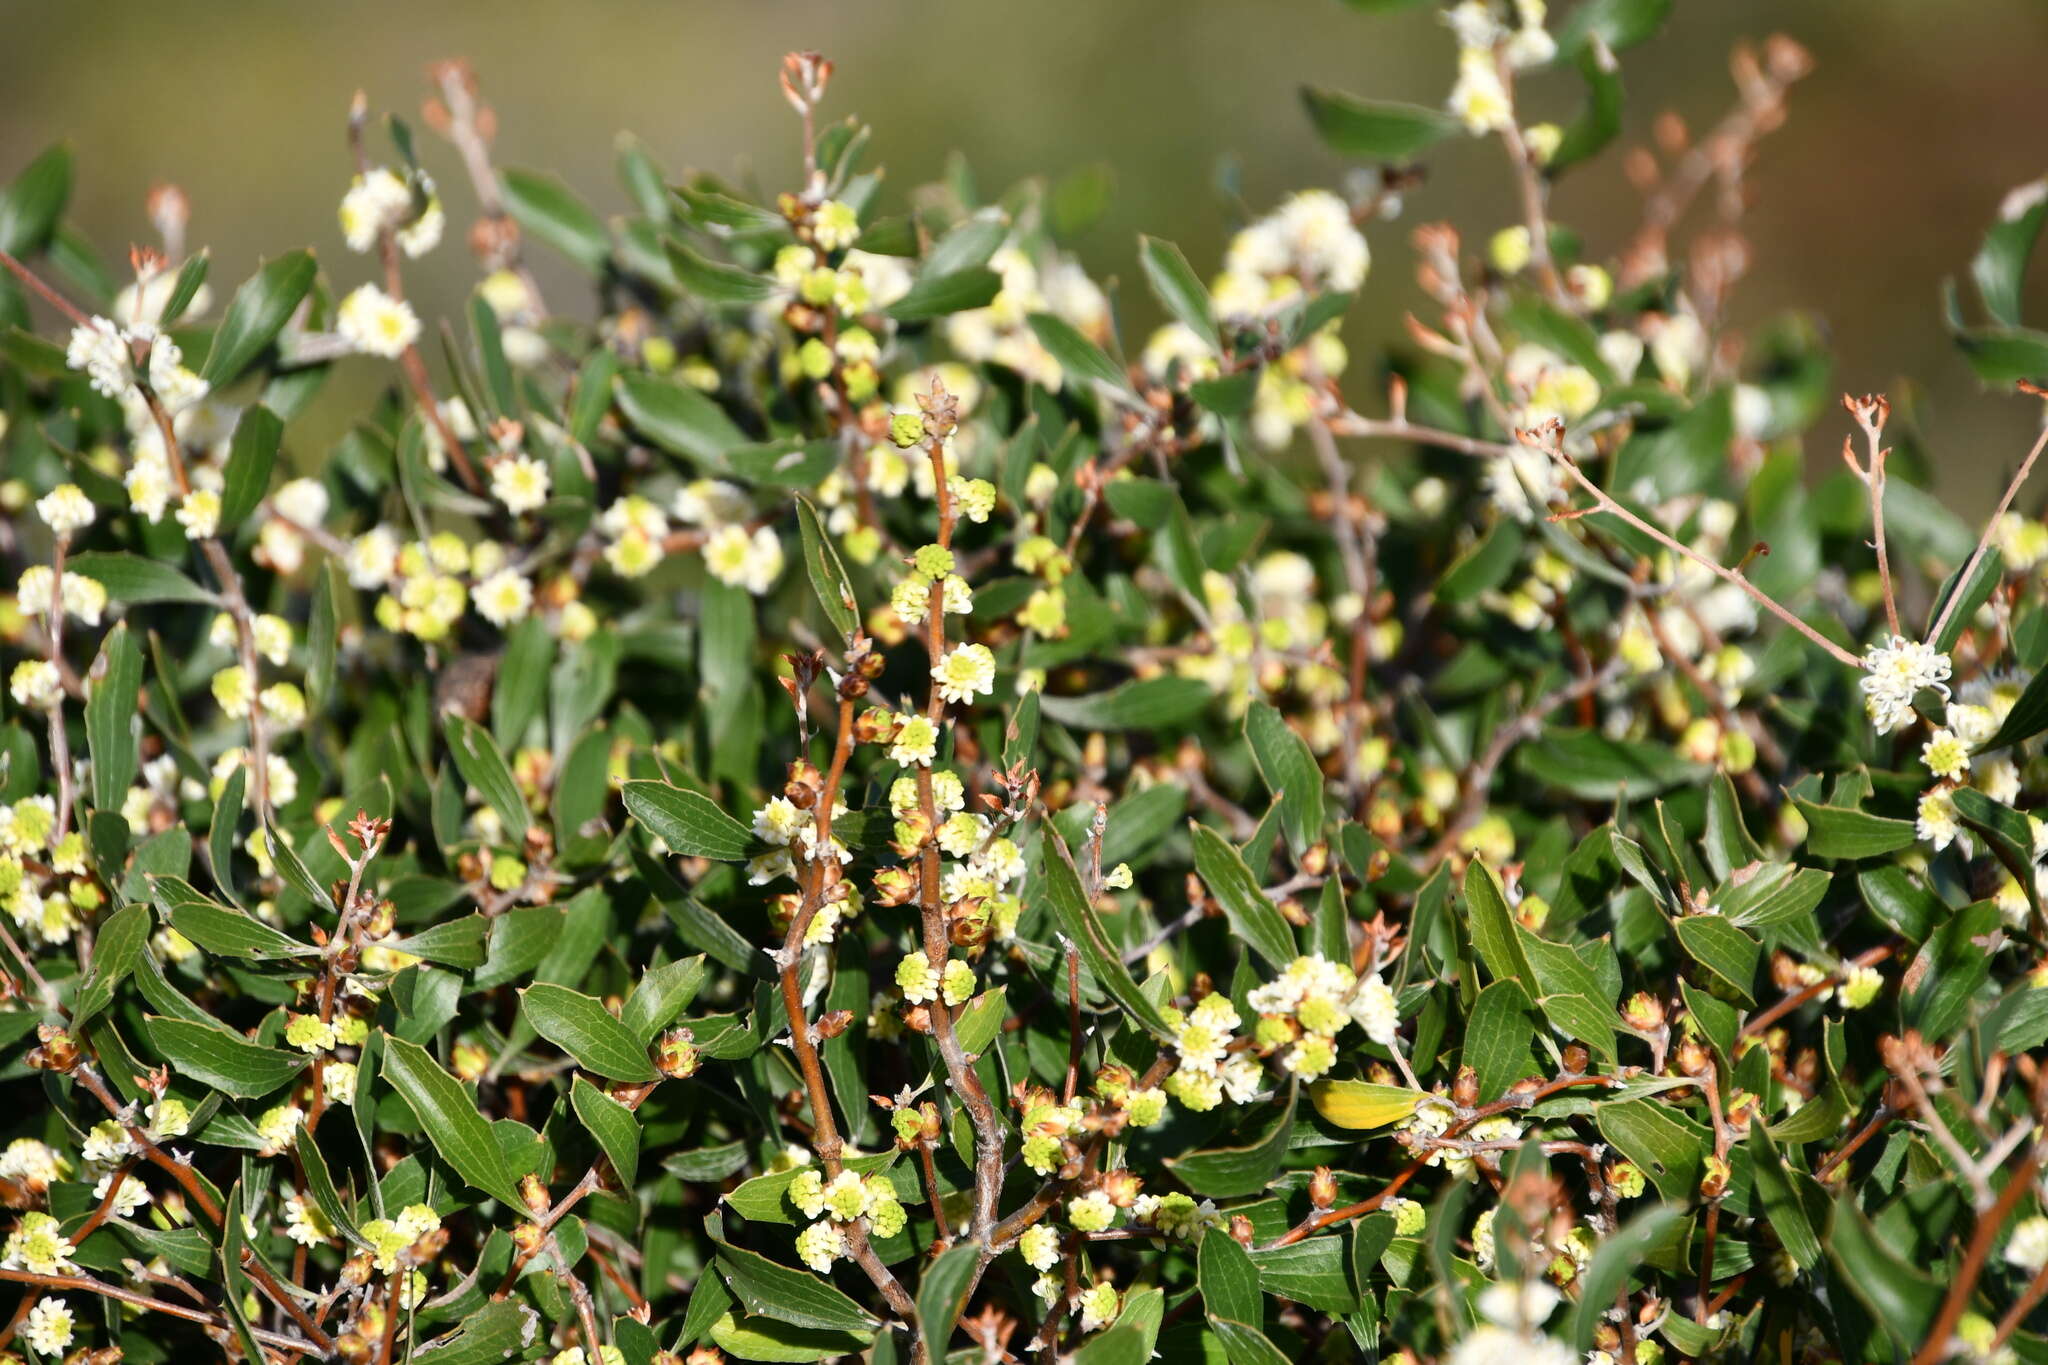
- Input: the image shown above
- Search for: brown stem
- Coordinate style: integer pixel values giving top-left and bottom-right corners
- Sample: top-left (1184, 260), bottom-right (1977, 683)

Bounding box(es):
top-left (1930, 414), bottom-right (2048, 646)
top-left (1526, 424), bottom-right (1864, 668)
top-left (0, 1267), bottom-right (323, 1355)
top-left (1910, 1149), bottom-right (2041, 1365)
top-left (346, 94), bottom-right (483, 495)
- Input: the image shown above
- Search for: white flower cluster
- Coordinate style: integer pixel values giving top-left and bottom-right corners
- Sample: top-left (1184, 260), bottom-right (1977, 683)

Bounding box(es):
top-left (788, 1167), bottom-right (906, 1272)
top-left (944, 243), bottom-right (1109, 391)
top-left (64, 316), bottom-right (209, 414)
top-left (1859, 633), bottom-right (1951, 734)
top-left (338, 165), bottom-right (443, 257)
top-left (1162, 993), bottom-right (1264, 1111)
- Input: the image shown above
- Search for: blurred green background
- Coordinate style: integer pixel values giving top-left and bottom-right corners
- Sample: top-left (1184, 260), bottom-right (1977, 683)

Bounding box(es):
top-left (5, 0), bottom-right (2044, 509)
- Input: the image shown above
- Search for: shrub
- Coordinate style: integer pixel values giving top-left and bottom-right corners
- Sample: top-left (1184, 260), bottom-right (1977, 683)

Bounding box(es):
top-left (0, 5), bottom-right (2044, 1363)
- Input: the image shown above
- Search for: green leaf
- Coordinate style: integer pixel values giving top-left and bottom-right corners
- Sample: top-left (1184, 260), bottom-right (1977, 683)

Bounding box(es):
top-left (1907, 899), bottom-right (1998, 1040)
top-left (1039, 677), bottom-right (1213, 731)
top-left (1594, 1098), bottom-right (1706, 1202)
top-left (1858, 865), bottom-right (1944, 945)
top-left (924, 210), bottom-right (1008, 275)
top-left (614, 370), bottom-right (745, 467)
top-left (623, 780), bottom-right (754, 861)
top-left (1463, 978), bottom-right (1539, 1102)
top-left (794, 495), bottom-right (858, 639)
top-left (502, 168), bottom-right (611, 272)
top-left (1027, 313), bottom-right (1130, 394)
top-left (1299, 88), bottom-right (1460, 161)
top-left (200, 250), bottom-right (316, 387)
top-left (1138, 236), bottom-right (1216, 350)
top-left (953, 985), bottom-right (1008, 1058)
top-left (71, 901), bottom-right (150, 1028)
top-left (1245, 702), bottom-right (1325, 851)
top-left (141, 1016), bottom-right (307, 1099)
top-left (1973, 177), bottom-right (2048, 328)
top-left (1042, 824), bottom-right (1174, 1039)
top-left (85, 622), bottom-right (143, 811)
top-left (1248, 1237), bottom-right (1360, 1314)
top-left (305, 561), bottom-right (339, 715)
top-left (384, 914), bottom-right (491, 969)
top-left (571, 1075), bottom-right (641, 1186)
top-left (708, 1312), bottom-right (868, 1363)
top-left (1556, 0), bottom-right (1673, 55)
top-left (885, 267), bottom-right (1002, 322)
top-left (66, 552), bottom-right (216, 606)
top-left (1188, 822), bottom-right (1298, 970)
top-left (443, 713), bottom-right (531, 840)
top-left (1828, 1191), bottom-right (1943, 1350)
top-left (379, 1033), bottom-right (527, 1208)
top-left (715, 1242), bottom-right (879, 1337)
top-left (672, 183), bottom-right (783, 233)
top-left (623, 954), bottom-right (709, 1044)
top-left (159, 251), bottom-right (211, 328)
top-left (1673, 914), bottom-right (1760, 1004)
top-left (1927, 547), bottom-right (2004, 653)
top-left (1167, 1086), bottom-right (1296, 1197)
top-left (1199, 1226), bottom-right (1263, 1326)
top-left (1516, 728), bottom-right (1705, 800)
top-left (1747, 1122), bottom-right (1824, 1270)
top-left (665, 237), bottom-right (780, 305)
top-left (1463, 859), bottom-right (1534, 987)
top-left (1717, 863), bottom-right (1830, 930)
top-left (917, 1243), bottom-right (981, 1360)
top-left (156, 877), bottom-right (315, 960)
top-left (1437, 520), bottom-right (1526, 604)
top-left (408, 1302), bottom-right (541, 1365)
top-left (0, 144), bottom-right (72, 255)
top-left (1791, 797), bottom-right (1916, 860)
top-left (218, 404), bottom-right (282, 529)
top-left (1206, 1320), bottom-right (1292, 1365)
top-left (265, 822), bottom-right (335, 913)
top-left (1982, 665), bottom-right (2048, 751)
top-left (522, 983), bottom-right (658, 1081)
top-left (721, 1152), bottom-right (896, 1225)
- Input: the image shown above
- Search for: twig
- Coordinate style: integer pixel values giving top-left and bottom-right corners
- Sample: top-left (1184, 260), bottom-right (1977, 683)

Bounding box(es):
top-left (1909, 1148), bottom-right (2041, 1365)
top-left (1521, 420), bottom-right (1864, 668)
top-left (0, 1267), bottom-right (323, 1355)
top-left (1929, 400), bottom-right (2048, 646)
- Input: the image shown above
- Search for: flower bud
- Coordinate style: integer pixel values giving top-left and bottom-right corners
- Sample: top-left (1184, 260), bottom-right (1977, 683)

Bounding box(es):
top-left (872, 867), bottom-right (917, 907)
top-left (1309, 1166), bottom-right (1337, 1210)
top-left (1622, 992), bottom-right (1666, 1032)
top-left (1451, 1066), bottom-right (1480, 1109)
top-left (889, 411), bottom-right (925, 448)
top-left (657, 1028), bottom-right (702, 1079)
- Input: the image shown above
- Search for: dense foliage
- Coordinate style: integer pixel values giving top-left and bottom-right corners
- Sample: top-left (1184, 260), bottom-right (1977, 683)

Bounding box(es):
top-left (1, 2), bottom-right (2047, 1362)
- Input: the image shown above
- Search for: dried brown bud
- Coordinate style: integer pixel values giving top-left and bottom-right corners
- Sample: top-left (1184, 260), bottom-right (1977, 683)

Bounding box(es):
top-left (27, 1025), bottom-right (79, 1073)
top-left (872, 867), bottom-right (917, 907)
top-left (519, 1174), bottom-right (550, 1214)
top-left (1309, 1166), bottom-right (1338, 1211)
top-left (657, 1028), bottom-right (702, 1079)
top-left (815, 1010), bottom-right (854, 1041)
top-left (1229, 1215), bottom-right (1255, 1247)
top-left (1622, 991), bottom-right (1666, 1032)
top-left (1101, 1170), bottom-right (1143, 1207)
top-left (1675, 1035), bottom-right (1713, 1078)
top-left (1451, 1065), bottom-right (1480, 1109)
